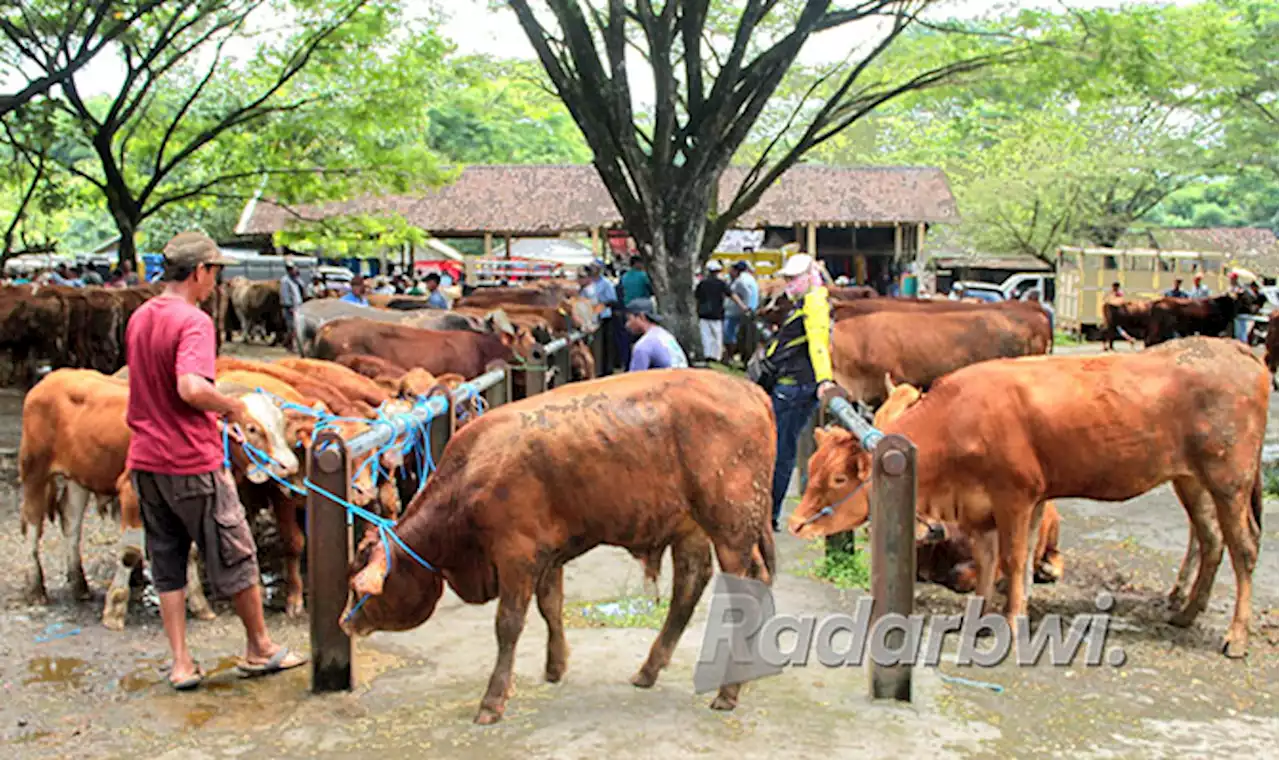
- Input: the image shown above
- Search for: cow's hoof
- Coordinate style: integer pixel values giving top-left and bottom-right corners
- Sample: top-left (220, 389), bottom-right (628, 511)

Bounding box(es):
top-left (1168, 607), bottom-right (1199, 628)
top-left (24, 586), bottom-right (50, 606)
top-left (630, 669), bottom-right (659, 689)
top-left (473, 706), bottom-right (504, 725)
top-left (708, 694), bottom-right (738, 711)
top-left (544, 662), bottom-right (566, 684)
top-left (102, 587), bottom-right (129, 631)
top-left (1222, 631), bottom-right (1248, 659)
top-left (1165, 590), bottom-right (1188, 611)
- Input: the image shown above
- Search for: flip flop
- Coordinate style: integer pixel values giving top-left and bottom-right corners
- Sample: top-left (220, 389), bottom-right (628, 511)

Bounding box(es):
top-left (235, 647), bottom-right (308, 678)
top-left (169, 664), bottom-right (205, 691)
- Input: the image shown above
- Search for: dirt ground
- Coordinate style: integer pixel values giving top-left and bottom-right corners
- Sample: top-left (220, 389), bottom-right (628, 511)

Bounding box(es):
top-left (0, 340), bottom-right (1276, 758)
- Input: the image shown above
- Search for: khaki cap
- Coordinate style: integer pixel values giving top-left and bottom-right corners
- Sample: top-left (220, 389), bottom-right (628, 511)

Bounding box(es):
top-left (163, 231), bottom-right (239, 268)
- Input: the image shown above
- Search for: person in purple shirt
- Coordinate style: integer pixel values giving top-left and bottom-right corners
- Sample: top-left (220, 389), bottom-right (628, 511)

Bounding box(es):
top-left (625, 299), bottom-right (688, 371)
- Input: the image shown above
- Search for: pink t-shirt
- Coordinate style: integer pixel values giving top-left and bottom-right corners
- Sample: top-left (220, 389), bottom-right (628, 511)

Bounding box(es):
top-left (125, 295), bottom-right (223, 474)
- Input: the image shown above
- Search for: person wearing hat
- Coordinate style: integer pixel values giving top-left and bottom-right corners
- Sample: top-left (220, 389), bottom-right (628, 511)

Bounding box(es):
top-left (724, 260), bottom-right (759, 363)
top-left (1164, 278), bottom-right (1188, 298)
top-left (124, 231), bottom-right (306, 690)
top-left (625, 298), bottom-right (688, 370)
top-left (279, 260), bottom-right (305, 353)
top-left (1227, 272), bottom-right (1251, 342)
top-left (694, 259), bottom-right (741, 363)
top-left (762, 252), bottom-right (834, 533)
top-left (1189, 273), bottom-right (1211, 298)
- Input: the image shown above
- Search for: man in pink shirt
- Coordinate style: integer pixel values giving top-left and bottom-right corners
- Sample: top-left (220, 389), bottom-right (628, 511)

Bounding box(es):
top-left (126, 231), bottom-right (306, 690)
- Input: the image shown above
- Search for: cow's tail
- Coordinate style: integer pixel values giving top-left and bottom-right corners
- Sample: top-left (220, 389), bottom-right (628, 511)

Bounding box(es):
top-left (1250, 453), bottom-right (1264, 543)
top-left (755, 528), bottom-right (778, 587)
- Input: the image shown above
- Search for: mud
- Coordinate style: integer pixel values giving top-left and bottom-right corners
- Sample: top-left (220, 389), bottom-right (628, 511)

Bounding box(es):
top-left (0, 341), bottom-right (1275, 758)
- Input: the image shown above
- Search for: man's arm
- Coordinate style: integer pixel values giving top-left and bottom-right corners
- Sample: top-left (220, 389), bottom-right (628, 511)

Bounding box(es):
top-left (177, 374), bottom-right (248, 419)
top-left (629, 337), bottom-right (651, 371)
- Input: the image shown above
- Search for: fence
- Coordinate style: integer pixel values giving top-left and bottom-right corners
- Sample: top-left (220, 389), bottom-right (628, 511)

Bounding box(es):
top-left (798, 389), bottom-right (917, 703)
top-left (304, 330), bottom-right (591, 692)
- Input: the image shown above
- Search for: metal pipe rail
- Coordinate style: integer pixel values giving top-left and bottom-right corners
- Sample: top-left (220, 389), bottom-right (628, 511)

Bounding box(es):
top-left (343, 368), bottom-right (508, 458)
top-left (817, 389), bottom-right (917, 704)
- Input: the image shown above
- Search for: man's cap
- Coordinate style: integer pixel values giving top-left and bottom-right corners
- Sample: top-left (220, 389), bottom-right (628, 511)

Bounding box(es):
top-left (706, 260), bottom-right (723, 272)
top-left (732, 260), bottom-right (749, 271)
top-left (627, 298), bottom-right (662, 322)
top-left (779, 253), bottom-right (813, 278)
top-left (163, 231), bottom-right (238, 268)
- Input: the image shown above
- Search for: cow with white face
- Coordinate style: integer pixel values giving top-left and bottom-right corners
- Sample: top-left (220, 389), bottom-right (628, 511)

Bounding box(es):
top-left (19, 369), bottom-right (300, 631)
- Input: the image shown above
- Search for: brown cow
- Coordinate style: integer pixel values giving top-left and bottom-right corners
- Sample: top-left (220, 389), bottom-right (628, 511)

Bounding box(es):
top-left (339, 369), bottom-right (777, 724)
top-left (831, 308), bottom-right (1048, 405)
top-left (1101, 298), bottom-right (1151, 350)
top-left (227, 277), bottom-right (286, 344)
top-left (19, 369), bottom-right (298, 630)
top-left (214, 356), bottom-right (370, 418)
top-left (455, 284), bottom-right (572, 309)
top-left (791, 337), bottom-right (1268, 658)
top-left (273, 357), bottom-right (391, 408)
top-left (1144, 294), bottom-right (1244, 347)
top-left (0, 285), bottom-right (64, 384)
top-left (873, 377), bottom-right (1063, 592)
top-left (313, 317), bottom-right (538, 380)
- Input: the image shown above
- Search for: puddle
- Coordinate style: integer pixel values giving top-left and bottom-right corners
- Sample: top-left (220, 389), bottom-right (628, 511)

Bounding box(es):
top-left (569, 596), bottom-right (669, 628)
top-left (184, 707), bottom-right (217, 730)
top-left (23, 657), bottom-right (89, 688)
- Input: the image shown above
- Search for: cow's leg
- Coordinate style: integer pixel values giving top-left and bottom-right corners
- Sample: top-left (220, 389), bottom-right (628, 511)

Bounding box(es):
top-left (184, 545), bottom-right (215, 621)
top-left (998, 503), bottom-right (1034, 625)
top-left (633, 530), bottom-right (712, 690)
top-left (1034, 505), bottom-right (1064, 584)
top-left (707, 535), bottom-right (759, 711)
top-left (1168, 522), bottom-right (1200, 610)
top-left (1210, 484), bottom-right (1259, 658)
top-left (22, 474), bottom-right (56, 604)
top-left (274, 497), bottom-right (306, 618)
top-left (62, 483), bottom-right (92, 601)
top-left (475, 573), bottom-right (534, 725)
top-left (103, 528), bottom-right (144, 631)
top-left (971, 529), bottom-right (999, 615)
top-left (535, 565), bottom-right (568, 683)
top-left (1169, 477), bottom-right (1223, 628)
top-left (1022, 501), bottom-right (1045, 604)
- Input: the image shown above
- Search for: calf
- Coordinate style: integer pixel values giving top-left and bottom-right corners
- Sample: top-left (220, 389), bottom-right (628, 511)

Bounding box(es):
top-left (1101, 298), bottom-right (1150, 350)
top-left (19, 369), bottom-right (298, 630)
top-left (873, 377), bottom-right (1063, 592)
top-left (340, 370), bottom-right (777, 724)
top-left (792, 337), bottom-right (1268, 658)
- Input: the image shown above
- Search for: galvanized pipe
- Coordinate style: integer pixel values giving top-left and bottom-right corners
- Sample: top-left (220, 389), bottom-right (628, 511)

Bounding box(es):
top-left (344, 368), bottom-right (508, 457)
top-left (826, 395), bottom-right (884, 451)
top-left (542, 330), bottom-right (586, 356)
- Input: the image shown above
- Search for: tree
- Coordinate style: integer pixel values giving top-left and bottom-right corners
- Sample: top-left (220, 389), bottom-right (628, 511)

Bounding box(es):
top-left (27, 0), bottom-right (449, 267)
top-left (1, 1), bottom-right (170, 117)
top-left (506, 0), bottom-right (1016, 352)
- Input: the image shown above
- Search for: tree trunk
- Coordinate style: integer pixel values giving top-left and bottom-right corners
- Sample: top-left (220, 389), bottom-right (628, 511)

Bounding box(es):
top-left (106, 186), bottom-right (141, 273)
top-left (645, 210), bottom-right (708, 360)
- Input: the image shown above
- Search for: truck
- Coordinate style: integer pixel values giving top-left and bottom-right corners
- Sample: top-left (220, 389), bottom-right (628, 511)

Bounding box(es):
top-left (951, 272), bottom-right (1055, 302)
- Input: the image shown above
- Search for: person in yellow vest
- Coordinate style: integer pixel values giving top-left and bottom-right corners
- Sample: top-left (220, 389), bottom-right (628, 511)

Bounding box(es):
top-left (758, 253), bottom-right (835, 532)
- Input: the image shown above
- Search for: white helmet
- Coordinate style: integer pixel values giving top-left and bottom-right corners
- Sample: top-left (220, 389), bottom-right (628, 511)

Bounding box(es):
top-left (779, 253), bottom-right (813, 277)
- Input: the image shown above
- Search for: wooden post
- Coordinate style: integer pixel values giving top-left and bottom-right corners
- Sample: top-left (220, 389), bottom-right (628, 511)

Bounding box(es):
top-left (591, 227), bottom-right (600, 260)
top-left (806, 222), bottom-right (817, 257)
top-left (591, 329), bottom-right (606, 379)
top-left (307, 429), bottom-right (354, 693)
top-left (483, 232), bottom-right (492, 258)
top-left (868, 434), bottom-right (916, 703)
top-left (894, 222), bottom-right (902, 263)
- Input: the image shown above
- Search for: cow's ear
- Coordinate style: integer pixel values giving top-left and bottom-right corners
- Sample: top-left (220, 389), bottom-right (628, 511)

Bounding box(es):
top-left (353, 550), bottom-right (388, 597)
top-left (498, 330), bottom-right (515, 346)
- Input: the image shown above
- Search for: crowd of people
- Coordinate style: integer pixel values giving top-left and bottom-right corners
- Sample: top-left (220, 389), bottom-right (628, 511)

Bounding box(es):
top-left (1, 260), bottom-right (142, 288)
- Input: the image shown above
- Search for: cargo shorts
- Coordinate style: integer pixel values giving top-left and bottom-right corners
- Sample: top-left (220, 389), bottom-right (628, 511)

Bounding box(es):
top-left (131, 469), bottom-right (260, 598)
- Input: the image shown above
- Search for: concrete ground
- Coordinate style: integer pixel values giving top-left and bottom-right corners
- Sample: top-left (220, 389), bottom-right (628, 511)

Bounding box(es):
top-left (0, 340), bottom-right (1276, 758)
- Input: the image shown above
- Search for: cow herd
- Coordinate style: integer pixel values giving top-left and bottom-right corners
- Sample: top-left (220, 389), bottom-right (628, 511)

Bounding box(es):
top-left (4, 272), bottom-right (1277, 727)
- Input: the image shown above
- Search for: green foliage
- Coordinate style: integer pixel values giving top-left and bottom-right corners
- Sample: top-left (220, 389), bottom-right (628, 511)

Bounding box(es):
top-left (809, 539), bottom-right (870, 591)
top-left (1264, 466), bottom-right (1278, 498)
top-left (274, 211), bottom-right (428, 258)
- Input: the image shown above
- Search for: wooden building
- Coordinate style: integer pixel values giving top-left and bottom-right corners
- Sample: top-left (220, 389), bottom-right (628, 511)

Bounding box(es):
top-left (235, 164), bottom-right (960, 286)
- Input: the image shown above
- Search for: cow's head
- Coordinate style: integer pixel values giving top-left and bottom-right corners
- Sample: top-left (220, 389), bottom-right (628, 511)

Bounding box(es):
top-left (570, 341), bottom-right (596, 381)
top-left (873, 376), bottom-right (923, 428)
top-left (340, 531), bottom-right (444, 635)
top-left (788, 426), bottom-right (873, 539)
top-left (562, 297), bottom-right (603, 333)
top-left (231, 392), bottom-right (300, 484)
top-left (500, 326), bottom-right (541, 364)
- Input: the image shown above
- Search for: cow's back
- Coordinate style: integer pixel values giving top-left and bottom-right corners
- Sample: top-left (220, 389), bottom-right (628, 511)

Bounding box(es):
top-left (832, 309), bottom-right (1041, 403)
top-left (20, 369), bottom-right (130, 500)
top-left (429, 369), bottom-right (775, 552)
top-left (893, 337), bottom-right (1269, 504)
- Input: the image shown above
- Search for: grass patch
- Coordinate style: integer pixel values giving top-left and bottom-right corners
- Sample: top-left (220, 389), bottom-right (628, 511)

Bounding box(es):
top-left (796, 535), bottom-right (871, 590)
top-left (1264, 465), bottom-right (1279, 498)
top-left (1053, 330), bottom-right (1085, 347)
top-left (565, 595), bottom-right (670, 629)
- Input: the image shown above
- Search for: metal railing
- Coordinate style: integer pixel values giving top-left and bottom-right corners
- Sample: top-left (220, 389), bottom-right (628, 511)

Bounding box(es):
top-left (305, 330), bottom-right (596, 693)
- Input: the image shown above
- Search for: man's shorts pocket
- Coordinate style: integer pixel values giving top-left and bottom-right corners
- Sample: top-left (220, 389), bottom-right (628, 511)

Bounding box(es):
top-left (210, 479), bottom-right (255, 569)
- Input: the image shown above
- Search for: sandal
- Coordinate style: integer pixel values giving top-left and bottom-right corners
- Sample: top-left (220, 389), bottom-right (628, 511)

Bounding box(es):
top-left (169, 664), bottom-right (205, 691)
top-left (235, 647), bottom-right (308, 678)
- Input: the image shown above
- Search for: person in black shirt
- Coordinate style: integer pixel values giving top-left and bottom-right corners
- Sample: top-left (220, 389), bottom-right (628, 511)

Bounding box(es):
top-left (694, 260), bottom-right (745, 363)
